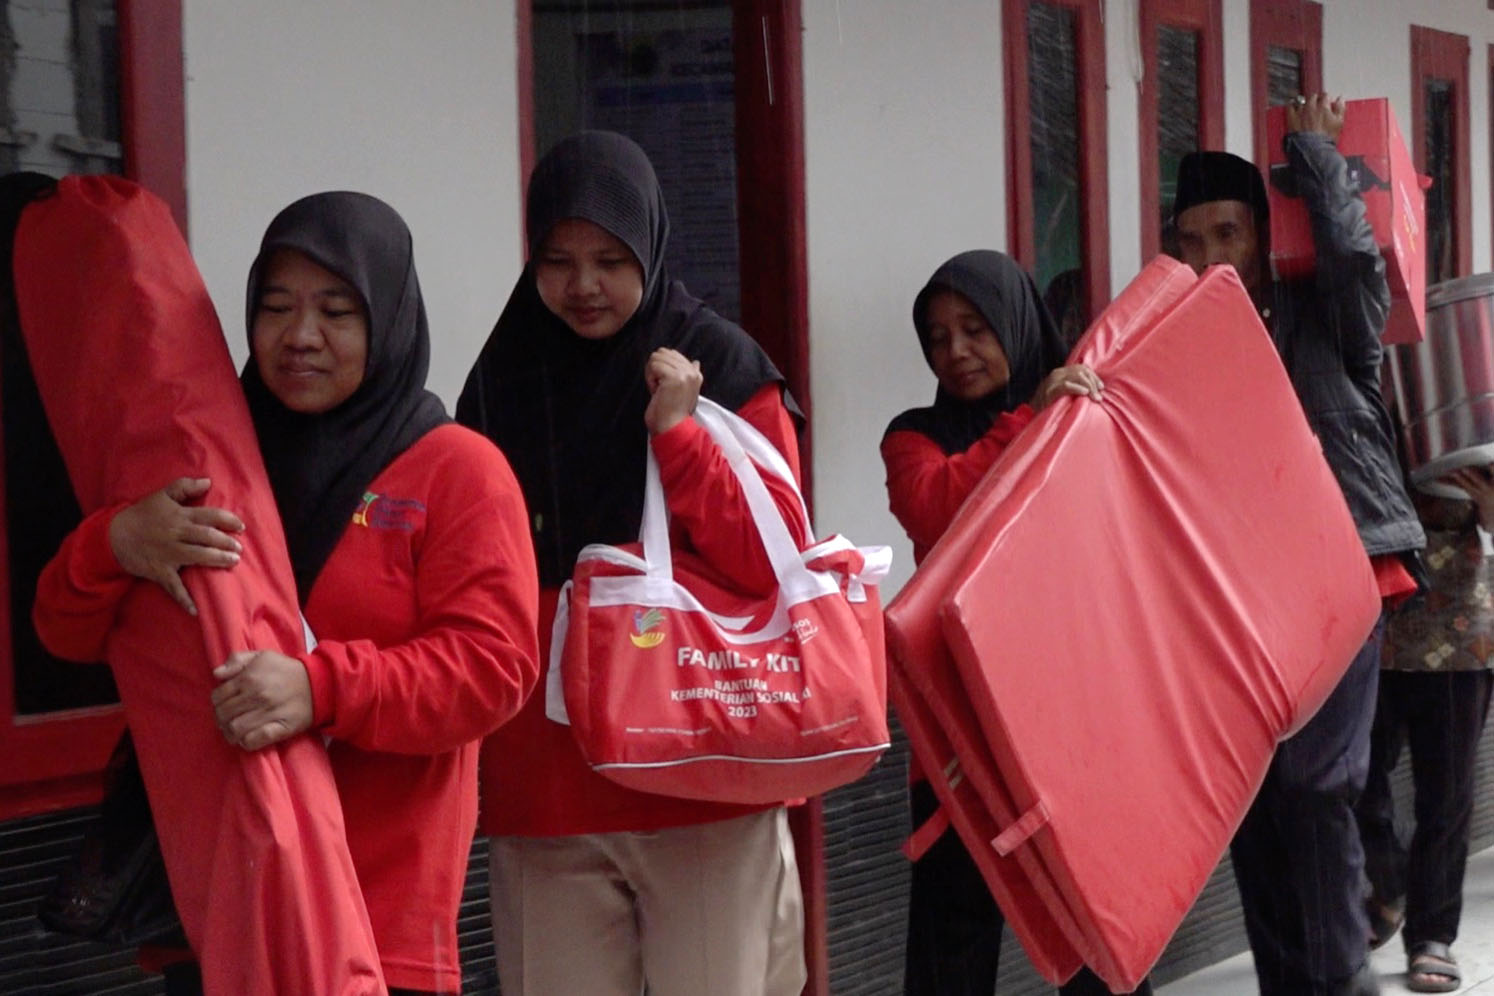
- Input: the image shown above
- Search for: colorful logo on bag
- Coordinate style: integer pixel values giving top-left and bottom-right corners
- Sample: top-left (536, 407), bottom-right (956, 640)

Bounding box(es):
top-left (630, 608), bottom-right (666, 649)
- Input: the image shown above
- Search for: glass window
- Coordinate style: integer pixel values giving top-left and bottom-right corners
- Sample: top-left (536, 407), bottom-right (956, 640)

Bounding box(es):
top-left (1157, 25), bottom-right (1201, 231)
top-left (1026, 2), bottom-right (1081, 297)
top-left (0, 0), bottom-right (121, 177)
top-left (1266, 44), bottom-right (1303, 106)
top-left (5, 0), bottom-right (122, 716)
top-left (1425, 77), bottom-right (1457, 285)
top-left (532, 0), bottom-right (740, 321)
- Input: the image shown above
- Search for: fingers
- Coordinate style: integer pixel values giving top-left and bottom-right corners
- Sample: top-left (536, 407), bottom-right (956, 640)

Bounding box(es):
top-left (210, 651), bottom-right (313, 750)
top-left (1066, 364), bottom-right (1104, 398)
top-left (163, 476), bottom-right (212, 503)
top-left (212, 650), bottom-right (255, 686)
top-left (644, 349), bottom-right (704, 433)
top-left (239, 718), bottom-right (295, 752)
top-left (162, 572), bottom-right (197, 616)
top-left (188, 504), bottom-right (246, 534)
top-left (1447, 467), bottom-right (1493, 497)
top-left (179, 520), bottom-right (243, 564)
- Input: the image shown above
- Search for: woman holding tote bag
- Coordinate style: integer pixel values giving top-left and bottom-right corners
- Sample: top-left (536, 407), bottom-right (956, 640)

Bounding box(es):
top-left (458, 130), bottom-right (809, 996)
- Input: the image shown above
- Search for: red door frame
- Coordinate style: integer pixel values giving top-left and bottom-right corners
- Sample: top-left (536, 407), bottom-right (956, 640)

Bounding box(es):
top-left (1003, 0), bottom-right (1111, 322)
top-left (0, 0), bottom-right (187, 823)
top-left (513, 5), bottom-right (824, 993)
top-left (1249, 0), bottom-right (1323, 167)
top-left (1411, 24), bottom-right (1473, 280)
top-left (1137, 0), bottom-right (1225, 261)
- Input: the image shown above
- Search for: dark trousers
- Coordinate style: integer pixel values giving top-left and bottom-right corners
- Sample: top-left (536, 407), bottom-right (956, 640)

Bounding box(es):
top-left (904, 782), bottom-right (1153, 995)
top-left (1355, 667), bottom-right (1493, 949)
top-left (1230, 616), bottom-right (1384, 996)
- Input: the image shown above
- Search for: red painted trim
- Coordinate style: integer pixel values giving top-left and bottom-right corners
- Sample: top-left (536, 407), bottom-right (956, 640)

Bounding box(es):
top-left (1411, 24), bottom-right (1473, 279)
top-left (732, 9), bottom-right (819, 988)
top-left (515, 0), bottom-right (536, 250)
top-left (1004, 0), bottom-right (1109, 322)
top-left (0, 770), bottom-right (108, 823)
top-left (117, 0), bottom-right (187, 236)
top-left (0, 0), bottom-right (184, 822)
top-left (734, 0), bottom-right (814, 510)
top-left (1139, 0), bottom-right (1224, 261)
top-left (1250, 0), bottom-right (1324, 167)
top-left (1003, 0), bottom-right (1036, 273)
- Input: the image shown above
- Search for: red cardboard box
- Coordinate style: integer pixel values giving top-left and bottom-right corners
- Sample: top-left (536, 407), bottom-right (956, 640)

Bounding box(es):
top-left (1266, 97), bottom-right (1426, 343)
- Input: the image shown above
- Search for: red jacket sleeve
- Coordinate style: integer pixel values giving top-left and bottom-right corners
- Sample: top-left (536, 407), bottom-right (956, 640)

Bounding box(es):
top-left (32, 501), bottom-right (135, 662)
top-left (300, 429), bottom-right (541, 754)
top-left (650, 383), bottom-right (809, 596)
top-left (881, 406), bottom-right (1035, 559)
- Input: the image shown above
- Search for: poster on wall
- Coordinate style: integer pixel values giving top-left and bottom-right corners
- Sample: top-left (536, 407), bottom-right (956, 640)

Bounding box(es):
top-left (579, 27), bottom-right (741, 321)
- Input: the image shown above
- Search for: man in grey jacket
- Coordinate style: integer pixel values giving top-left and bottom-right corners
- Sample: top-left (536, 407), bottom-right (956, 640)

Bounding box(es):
top-left (1169, 93), bottom-right (1425, 996)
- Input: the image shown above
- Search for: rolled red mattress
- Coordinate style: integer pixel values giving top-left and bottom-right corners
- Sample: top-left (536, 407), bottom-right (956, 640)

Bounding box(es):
top-left (13, 175), bottom-right (385, 996)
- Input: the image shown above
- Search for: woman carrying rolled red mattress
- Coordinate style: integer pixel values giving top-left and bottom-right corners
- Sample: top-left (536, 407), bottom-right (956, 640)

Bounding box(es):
top-left (9, 173), bottom-right (386, 996)
top-left (25, 180), bottom-right (541, 995)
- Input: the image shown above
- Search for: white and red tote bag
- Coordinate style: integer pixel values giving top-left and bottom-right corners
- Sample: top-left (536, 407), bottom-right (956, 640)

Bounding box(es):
top-left (548, 398), bottom-right (892, 804)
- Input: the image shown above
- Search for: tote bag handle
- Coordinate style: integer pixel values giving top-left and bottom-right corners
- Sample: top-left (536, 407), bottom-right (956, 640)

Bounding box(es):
top-left (639, 397), bottom-right (816, 591)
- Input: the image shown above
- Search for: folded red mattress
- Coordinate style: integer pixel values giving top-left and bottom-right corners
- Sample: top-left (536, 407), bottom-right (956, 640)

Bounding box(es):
top-left (14, 176), bottom-right (385, 995)
top-left (886, 256), bottom-right (1381, 991)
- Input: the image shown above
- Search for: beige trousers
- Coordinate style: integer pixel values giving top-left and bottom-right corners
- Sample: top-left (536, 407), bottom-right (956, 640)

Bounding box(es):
top-left (488, 808), bottom-right (806, 996)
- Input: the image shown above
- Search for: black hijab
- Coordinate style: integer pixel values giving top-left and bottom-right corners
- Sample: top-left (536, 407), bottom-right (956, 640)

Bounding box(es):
top-left (885, 250), bottom-right (1068, 454)
top-left (456, 130), bottom-right (788, 588)
top-left (242, 191), bottom-right (448, 602)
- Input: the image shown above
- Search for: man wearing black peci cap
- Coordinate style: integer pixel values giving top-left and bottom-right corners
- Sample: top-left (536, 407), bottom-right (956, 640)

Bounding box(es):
top-left (1170, 94), bottom-right (1425, 996)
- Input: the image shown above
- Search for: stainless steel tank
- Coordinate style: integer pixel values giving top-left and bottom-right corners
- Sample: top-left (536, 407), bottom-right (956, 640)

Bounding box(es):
top-left (1388, 272), bottom-right (1494, 498)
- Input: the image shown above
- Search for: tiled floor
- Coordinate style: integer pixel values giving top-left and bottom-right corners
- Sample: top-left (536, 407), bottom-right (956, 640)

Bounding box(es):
top-left (1160, 845), bottom-right (1494, 994)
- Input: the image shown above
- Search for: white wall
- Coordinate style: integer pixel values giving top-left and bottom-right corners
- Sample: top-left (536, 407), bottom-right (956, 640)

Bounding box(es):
top-left (803, 0), bottom-right (1494, 592)
top-left (802, 0), bottom-right (1009, 589)
top-left (182, 0), bottom-right (526, 406)
top-left (174, 0), bottom-right (1494, 594)
top-left (1319, 0), bottom-right (1491, 274)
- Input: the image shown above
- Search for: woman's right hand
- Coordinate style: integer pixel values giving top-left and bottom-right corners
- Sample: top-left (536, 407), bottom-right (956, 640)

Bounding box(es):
top-left (1033, 363), bottom-right (1104, 411)
top-left (108, 477), bottom-right (245, 616)
top-left (1445, 465), bottom-right (1494, 533)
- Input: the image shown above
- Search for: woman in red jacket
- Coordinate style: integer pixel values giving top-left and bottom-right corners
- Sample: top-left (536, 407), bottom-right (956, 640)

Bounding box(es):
top-left (882, 250), bottom-right (1151, 995)
top-left (36, 192), bottom-right (541, 995)
top-left (457, 130), bottom-right (809, 996)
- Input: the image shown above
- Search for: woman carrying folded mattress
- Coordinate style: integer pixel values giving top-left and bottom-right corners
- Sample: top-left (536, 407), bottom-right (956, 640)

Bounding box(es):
top-left (455, 129), bottom-right (810, 996)
top-left (881, 249), bottom-right (1151, 995)
top-left (34, 191), bottom-right (541, 995)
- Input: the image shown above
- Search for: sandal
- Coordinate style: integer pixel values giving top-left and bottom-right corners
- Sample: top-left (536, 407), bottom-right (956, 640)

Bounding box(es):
top-left (1407, 941), bottom-right (1460, 993)
top-left (1366, 896), bottom-right (1404, 950)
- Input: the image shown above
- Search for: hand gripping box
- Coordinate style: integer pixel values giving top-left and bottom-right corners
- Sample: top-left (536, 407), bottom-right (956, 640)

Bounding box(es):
top-left (1266, 97), bottom-right (1426, 343)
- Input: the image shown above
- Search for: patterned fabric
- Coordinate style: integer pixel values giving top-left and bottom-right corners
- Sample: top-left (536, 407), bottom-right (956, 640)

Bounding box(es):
top-left (1386, 526), bottom-right (1494, 672)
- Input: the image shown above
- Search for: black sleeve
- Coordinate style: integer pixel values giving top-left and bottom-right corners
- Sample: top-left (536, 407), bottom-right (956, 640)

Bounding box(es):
top-left (1284, 130), bottom-right (1391, 379)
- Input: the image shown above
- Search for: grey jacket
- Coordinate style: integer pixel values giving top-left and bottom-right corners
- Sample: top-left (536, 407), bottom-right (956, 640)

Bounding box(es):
top-left (1268, 131), bottom-right (1425, 559)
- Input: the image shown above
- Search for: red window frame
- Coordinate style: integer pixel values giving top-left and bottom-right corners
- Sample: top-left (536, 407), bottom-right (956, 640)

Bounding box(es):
top-left (1249, 0), bottom-right (1323, 167)
top-left (1003, 0), bottom-right (1110, 324)
top-left (1411, 24), bottom-right (1472, 280)
top-left (0, 0), bottom-right (187, 822)
top-left (1137, 0), bottom-right (1224, 261)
